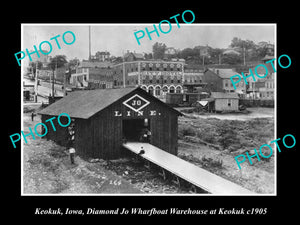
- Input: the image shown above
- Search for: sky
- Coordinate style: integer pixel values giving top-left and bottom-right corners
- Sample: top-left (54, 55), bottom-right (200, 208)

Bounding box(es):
top-left (22, 24), bottom-right (275, 61)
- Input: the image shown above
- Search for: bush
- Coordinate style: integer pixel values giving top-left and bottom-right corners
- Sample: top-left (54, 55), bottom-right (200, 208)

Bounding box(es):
top-left (201, 156), bottom-right (223, 168)
top-left (216, 123), bottom-right (238, 150)
top-left (178, 124), bottom-right (197, 138)
top-left (23, 106), bottom-right (36, 113)
top-left (197, 130), bottom-right (217, 143)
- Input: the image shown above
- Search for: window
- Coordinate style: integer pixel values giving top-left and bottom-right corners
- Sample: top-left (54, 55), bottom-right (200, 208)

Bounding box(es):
top-left (148, 86), bottom-right (154, 95)
top-left (162, 86), bottom-right (168, 94)
top-left (169, 86), bottom-right (175, 93)
top-left (225, 82), bottom-right (228, 87)
top-left (155, 86), bottom-right (161, 96)
top-left (176, 86), bottom-right (182, 93)
top-left (228, 99), bottom-right (232, 107)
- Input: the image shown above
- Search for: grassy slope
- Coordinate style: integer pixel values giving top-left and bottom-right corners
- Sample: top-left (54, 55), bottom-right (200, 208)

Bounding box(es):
top-left (178, 115), bottom-right (275, 194)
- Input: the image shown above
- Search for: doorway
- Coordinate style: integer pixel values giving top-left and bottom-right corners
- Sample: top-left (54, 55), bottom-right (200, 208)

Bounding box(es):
top-left (122, 118), bottom-right (150, 142)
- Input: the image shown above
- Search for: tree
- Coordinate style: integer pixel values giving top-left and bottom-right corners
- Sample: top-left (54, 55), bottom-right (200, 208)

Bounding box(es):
top-left (222, 53), bottom-right (242, 65)
top-left (144, 53), bottom-right (153, 60)
top-left (208, 48), bottom-right (223, 64)
top-left (48, 55), bottom-right (68, 96)
top-left (48, 55), bottom-right (68, 71)
top-left (68, 58), bottom-right (80, 70)
top-left (152, 42), bottom-right (166, 59)
top-left (229, 37), bottom-right (255, 50)
top-left (28, 61), bottom-right (43, 77)
top-left (180, 48), bottom-right (195, 59)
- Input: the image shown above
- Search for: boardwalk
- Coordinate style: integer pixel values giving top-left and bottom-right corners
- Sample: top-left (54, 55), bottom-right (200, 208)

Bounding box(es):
top-left (123, 142), bottom-right (254, 195)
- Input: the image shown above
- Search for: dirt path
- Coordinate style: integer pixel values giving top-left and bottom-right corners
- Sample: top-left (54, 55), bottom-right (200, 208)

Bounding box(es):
top-left (182, 107), bottom-right (274, 121)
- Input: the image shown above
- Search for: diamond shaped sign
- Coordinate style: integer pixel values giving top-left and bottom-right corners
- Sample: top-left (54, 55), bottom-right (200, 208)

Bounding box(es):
top-left (123, 94), bottom-right (150, 112)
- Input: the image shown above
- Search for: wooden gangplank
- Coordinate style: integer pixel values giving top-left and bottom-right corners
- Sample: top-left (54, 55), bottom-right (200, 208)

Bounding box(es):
top-left (123, 142), bottom-right (253, 195)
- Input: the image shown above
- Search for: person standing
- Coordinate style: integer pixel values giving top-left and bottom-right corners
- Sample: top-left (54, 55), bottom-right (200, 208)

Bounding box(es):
top-left (69, 147), bottom-right (76, 164)
top-left (31, 112), bottom-right (35, 121)
top-left (67, 125), bottom-right (75, 164)
top-left (146, 129), bottom-right (151, 143)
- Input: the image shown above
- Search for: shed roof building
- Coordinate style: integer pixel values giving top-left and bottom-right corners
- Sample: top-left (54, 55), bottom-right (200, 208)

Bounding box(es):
top-left (39, 87), bottom-right (182, 159)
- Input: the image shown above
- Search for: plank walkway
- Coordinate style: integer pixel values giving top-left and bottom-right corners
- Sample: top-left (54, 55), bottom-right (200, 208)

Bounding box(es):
top-left (123, 142), bottom-right (254, 195)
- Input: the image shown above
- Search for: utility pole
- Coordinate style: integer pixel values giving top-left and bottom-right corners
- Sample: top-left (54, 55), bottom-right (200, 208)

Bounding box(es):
top-left (34, 62), bottom-right (38, 103)
top-left (123, 51), bottom-right (126, 88)
top-left (243, 47), bottom-right (246, 66)
top-left (52, 58), bottom-right (56, 97)
top-left (33, 33), bottom-right (38, 103)
top-left (64, 68), bottom-right (68, 96)
top-left (89, 26), bottom-right (91, 61)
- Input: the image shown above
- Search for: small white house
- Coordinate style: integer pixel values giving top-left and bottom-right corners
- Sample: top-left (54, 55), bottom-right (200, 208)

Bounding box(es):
top-left (210, 92), bottom-right (239, 112)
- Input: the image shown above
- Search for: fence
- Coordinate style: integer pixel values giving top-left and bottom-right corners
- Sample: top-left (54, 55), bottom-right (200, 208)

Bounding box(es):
top-left (239, 99), bottom-right (274, 107)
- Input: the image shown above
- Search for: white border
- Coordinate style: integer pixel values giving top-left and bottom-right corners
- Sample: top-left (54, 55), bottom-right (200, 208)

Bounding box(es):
top-left (21, 23), bottom-right (277, 196)
top-left (122, 94), bottom-right (150, 112)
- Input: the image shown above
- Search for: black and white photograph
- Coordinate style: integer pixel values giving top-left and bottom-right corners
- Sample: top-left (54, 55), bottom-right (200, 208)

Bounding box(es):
top-left (20, 23), bottom-right (276, 196)
top-left (4, 3), bottom-right (300, 221)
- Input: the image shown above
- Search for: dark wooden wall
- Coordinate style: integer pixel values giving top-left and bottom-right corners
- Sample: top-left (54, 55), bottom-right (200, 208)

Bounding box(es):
top-left (75, 89), bottom-right (179, 159)
top-left (41, 114), bottom-right (69, 146)
top-left (41, 89), bottom-right (180, 160)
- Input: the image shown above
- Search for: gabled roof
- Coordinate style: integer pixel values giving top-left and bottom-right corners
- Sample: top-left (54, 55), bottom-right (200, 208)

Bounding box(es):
top-left (250, 63), bottom-right (275, 75)
top-left (208, 68), bottom-right (238, 79)
top-left (211, 92), bottom-right (239, 99)
top-left (39, 88), bottom-right (135, 119)
top-left (261, 55), bottom-right (274, 61)
top-left (39, 87), bottom-right (182, 119)
top-left (222, 49), bottom-right (241, 55)
top-left (79, 60), bottom-right (113, 68)
top-left (124, 52), bottom-right (144, 60)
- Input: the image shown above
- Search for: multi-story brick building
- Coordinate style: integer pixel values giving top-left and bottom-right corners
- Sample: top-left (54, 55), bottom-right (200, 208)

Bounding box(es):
top-left (70, 60), bottom-right (114, 89)
top-left (112, 60), bottom-right (191, 97)
top-left (203, 68), bottom-right (246, 94)
top-left (247, 62), bottom-right (274, 99)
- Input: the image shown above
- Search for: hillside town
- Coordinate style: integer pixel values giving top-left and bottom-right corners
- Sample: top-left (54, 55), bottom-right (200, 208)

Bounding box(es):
top-left (23, 38), bottom-right (275, 110)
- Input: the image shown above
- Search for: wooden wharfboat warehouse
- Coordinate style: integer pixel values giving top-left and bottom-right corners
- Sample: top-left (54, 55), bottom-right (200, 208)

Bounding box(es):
top-left (38, 87), bottom-right (182, 159)
top-left (38, 87), bottom-right (253, 194)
